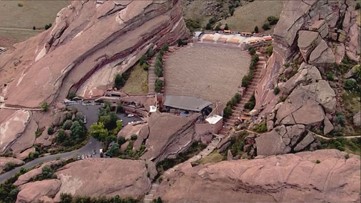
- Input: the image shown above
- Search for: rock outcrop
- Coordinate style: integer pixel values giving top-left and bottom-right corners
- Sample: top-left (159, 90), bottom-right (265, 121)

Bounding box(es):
top-left (0, 157), bottom-right (24, 174)
top-left (54, 159), bottom-right (151, 200)
top-left (0, 0), bottom-right (188, 108)
top-left (253, 0), bottom-right (360, 155)
top-left (16, 179), bottom-right (61, 203)
top-left (154, 149), bottom-right (360, 203)
top-left (141, 113), bottom-right (200, 163)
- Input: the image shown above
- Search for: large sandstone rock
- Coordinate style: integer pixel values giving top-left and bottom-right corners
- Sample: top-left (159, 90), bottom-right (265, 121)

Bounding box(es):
top-left (155, 150), bottom-right (360, 203)
top-left (0, 110), bottom-right (31, 153)
top-left (54, 159), bottom-right (151, 200)
top-left (297, 30), bottom-right (321, 61)
top-left (0, 0), bottom-right (188, 108)
top-left (353, 111), bottom-right (361, 127)
top-left (309, 40), bottom-right (336, 65)
top-left (255, 125), bottom-right (309, 155)
top-left (141, 113), bottom-right (200, 163)
top-left (16, 179), bottom-right (61, 203)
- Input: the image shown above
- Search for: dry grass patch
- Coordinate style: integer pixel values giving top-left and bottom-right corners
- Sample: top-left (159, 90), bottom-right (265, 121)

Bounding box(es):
top-left (122, 64), bottom-right (148, 95)
top-left (199, 151), bottom-right (224, 164)
top-left (222, 0), bottom-right (283, 32)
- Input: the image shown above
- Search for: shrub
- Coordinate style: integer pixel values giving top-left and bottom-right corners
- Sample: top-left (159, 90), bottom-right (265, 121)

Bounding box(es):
top-left (142, 63), bottom-right (149, 71)
top-left (118, 136), bottom-right (126, 146)
top-left (47, 126), bottom-right (55, 135)
top-left (224, 23), bottom-right (229, 30)
top-left (215, 23), bottom-right (222, 31)
top-left (344, 79), bottom-right (357, 91)
top-left (335, 112), bottom-right (346, 127)
top-left (262, 22), bottom-right (270, 30)
top-left (139, 55), bottom-right (147, 65)
top-left (154, 65), bottom-right (163, 77)
top-left (18, 3), bottom-right (23, 7)
top-left (130, 134), bottom-right (138, 141)
top-left (67, 91), bottom-right (76, 100)
top-left (62, 120), bottom-right (73, 130)
top-left (244, 95), bottom-right (255, 110)
top-left (44, 23), bottom-right (52, 30)
top-left (326, 72), bottom-right (334, 81)
top-left (35, 127), bottom-right (45, 138)
top-left (254, 26), bottom-right (259, 33)
top-left (253, 122), bottom-right (267, 133)
top-left (185, 19), bottom-right (201, 32)
top-left (114, 74), bottom-right (125, 89)
top-left (32, 26), bottom-right (36, 30)
top-left (248, 47), bottom-right (256, 55)
top-left (40, 102), bottom-right (49, 112)
top-left (241, 75), bottom-right (252, 87)
top-left (161, 43), bottom-right (169, 52)
top-left (265, 45), bottom-right (273, 56)
top-left (273, 86), bottom-right (280, 95)
top-left (3, 162), bottom-right (18, 172)
top-left (155, 79), bottom-right (164, 93)
top-left (315, 160), bottom-right (321, 164)
top-left (223, 105), bottom-right (232, 119)
top-left (267, 16), bottom-right (279, 25)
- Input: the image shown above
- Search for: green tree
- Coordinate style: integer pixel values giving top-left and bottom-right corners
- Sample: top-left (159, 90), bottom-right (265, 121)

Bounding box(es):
top-left (223, 105), bottom-right (232, 119)
top-left (106, 143), bottom-right (120, 157)
top-left (265, 45), bottom-right (273, 56)
top-left (70, 121), bottom-right (85, 140)
top-left (89, 122), bottom-right (109, 141)
top-left (99, 112), bottom-right (118, 130)
top-left (40, 102), bottom-right (49, 112)
top-left (47, 126), bottom-right (55, 135)
top-left (224, 23), bottom-right (229, 30)
top-left (262, 22), bottom-right (270, 30)
top-left (62, 120), bottom-right (73, 130)
top-left (155, 79), bottom-right (164, 93)
top-left (56, 129), bottom-right (66, 143)
top-left (114, 73), bottom-right (125, 89)
top-left (60, 193), bottom-right (73, 203)
top-left (254, 26), bottom-right (259, 33)
top-left (267, 16), bottom-right (279, 25)
top-left (112, 120), bottom-right (123, 135)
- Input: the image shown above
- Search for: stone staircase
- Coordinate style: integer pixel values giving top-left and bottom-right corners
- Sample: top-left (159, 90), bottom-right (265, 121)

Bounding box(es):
top-left (143, 135), bottom-right (222, 203)
top-left (148, 57), bottom-right (157, 95)
top-left (219, 52), bottom-right (266, 136)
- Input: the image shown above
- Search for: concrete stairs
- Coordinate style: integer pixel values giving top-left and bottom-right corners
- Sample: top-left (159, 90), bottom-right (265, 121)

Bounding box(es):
top-left (148, 57), bottom-right (157, 95)
top-left (219, 51), bottom-right (266, 136)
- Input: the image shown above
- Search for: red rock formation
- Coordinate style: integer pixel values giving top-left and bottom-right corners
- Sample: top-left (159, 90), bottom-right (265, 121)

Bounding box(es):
top-left (0, 0), bottom-right (188, 108)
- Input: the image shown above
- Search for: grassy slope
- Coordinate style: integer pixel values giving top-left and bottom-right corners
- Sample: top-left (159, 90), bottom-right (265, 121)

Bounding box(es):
top-left (221, 0), bottom-right (283, 32)
top-left (0, 0), bottom-right (69, 42)
top-left (122, 64), bottom-right (148, 95)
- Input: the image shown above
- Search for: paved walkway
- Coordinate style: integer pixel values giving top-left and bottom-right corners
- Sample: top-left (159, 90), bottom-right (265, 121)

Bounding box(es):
top-left (143, 135), bottom-right (222, 203)
top-left (219, 51), bottom-right (266, 136)
top-left (0, 103), bottom-right (41, 111)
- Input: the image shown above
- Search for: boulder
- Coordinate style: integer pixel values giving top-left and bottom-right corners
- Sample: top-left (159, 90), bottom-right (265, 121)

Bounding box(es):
top-left (334, 43), bottom-right (345, 64)
top-left (294, 132), bottom-right (315, 152)
top-left (54, 159), bottom-right (151, 200)
top-left (353, 111), bottom-right (361, 127)
top-left (292, 100), bottom-right (325, 125)
top-left (16, 179), bottom-right (61, 203)
top-left (155, 150), bottom-right (360, 203)
top-left (309, 40), bottom-right (336, 65)
top-left (0, 110), bottom-right (31, 154)
top-left (323, 117), bottom-right (334, 135)
top-left (16, 147), bottom-right (36, 160)
top-left (297, 30), bottom-right (321, 61)
top-left (345, 65), bottom-right (361, 79)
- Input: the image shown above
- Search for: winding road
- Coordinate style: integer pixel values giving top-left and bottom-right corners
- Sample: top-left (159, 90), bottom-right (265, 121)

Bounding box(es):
top-left (0, 137), bottom-right (101, 184)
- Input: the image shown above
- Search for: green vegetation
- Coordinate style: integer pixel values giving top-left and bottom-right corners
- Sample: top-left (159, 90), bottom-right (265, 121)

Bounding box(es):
top-left (244, 94), bottom-right (255, 110)
top-left (198, 151), bottom-right (224, 164)
top-left (44, 23), bottom-right (52, 30)
top-left (17, 3), bottom-right (23, 7)
top-left (254, 26), bottom-right (259, 33)
top-left (267, 16), bottom-right (279, 25)
top-left (356, 2), bottom-right (360, 10)
top-left (326, 72), bottom-right (335, 81)
top-left (315, 160), bottom-right (321, 164)
top-left (2, 162), bottom-right (21, 173)
top-left (273, 86), bottom-right (280, 95)
top-left (262, 22), bottom-right (270, 30)
top-left (155, 79), bottom-right (164, 93)
top-left (59, 194), bottom-right (138, 203)
top-left (40, 102), bottom-right (49, 112)
top-left (253, 121), bottom-right (267, 133)
top-left (117, 140), bottom-right (146, 160)
top-left (114, 74), bottom-right (126, 89)
top-left (319, 138), bottom-right (361, 154)
top-left (156, 142), bottom-right (206, 174)
top-left (185, 19), bottom-right (201, 32)
top-left (152, 197), bottom-right (163, 203)
top-left (222, 131), bottom-right (250, 158)
top-left (223, 93), bottom-right (241, 119)
top-left (265, 45), bottom-right (273, 56)
top-left (0, 167), bottom-right (29, 203)
top-left (241, 53), bottom-right (259, 88)
top-left (35, 127), bottom-right (45, 138)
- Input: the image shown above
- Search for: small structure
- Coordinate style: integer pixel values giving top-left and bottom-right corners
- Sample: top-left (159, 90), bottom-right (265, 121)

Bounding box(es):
top-left (164, 95), bottom-right (212, 114)
top-left (195, 114), bottom-right (223, 135)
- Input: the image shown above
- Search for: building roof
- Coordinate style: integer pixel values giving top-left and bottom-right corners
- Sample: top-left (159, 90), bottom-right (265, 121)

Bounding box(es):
top-left (205, 115), bottom-right (223, 124)
top-left (164, 95), bottom-right (212, 112)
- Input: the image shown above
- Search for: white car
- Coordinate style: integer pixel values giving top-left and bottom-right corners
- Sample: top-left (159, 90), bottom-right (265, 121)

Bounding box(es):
top-left (127, 114), bottom-right (135, 118)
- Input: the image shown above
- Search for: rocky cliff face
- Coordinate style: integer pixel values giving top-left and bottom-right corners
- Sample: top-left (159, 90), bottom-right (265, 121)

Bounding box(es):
top-left (253, 0), bottom-right (360, 155)
top-left (0, 0), bottom-right (188, 108)
top-left (155, 149), bottom-right (360, 203)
